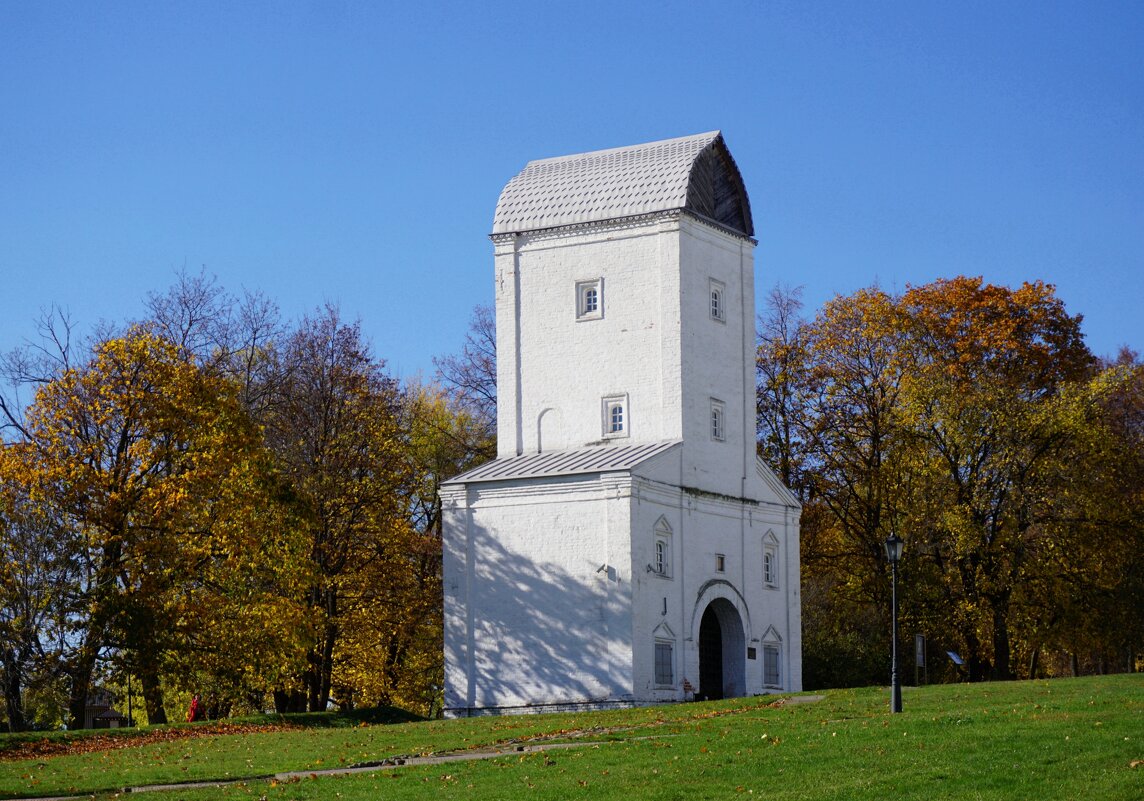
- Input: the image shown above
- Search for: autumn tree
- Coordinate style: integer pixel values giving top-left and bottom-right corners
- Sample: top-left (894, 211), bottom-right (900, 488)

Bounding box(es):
top-left (756, 285), bottom-right (814, 495)
top-left (0, 449), bottom-right (76, 731)
top-left (760, 277), bottom-right (1134, 687)
top-left (0, 306), bottom-right (82, 438)
top-left (433, 304), bottom-right (496, 463)
top-left (143, 270), bottom-right (288, 417)
top-left (770, 287), bottom-right (916, 687)
top-left (1, 277), bottom-right (498, 721)
top-left (1022, 354), bottom-right (1144, 675)
top-left (261, 307), bottom-right (414, 713)
top-left (336, 382), bottom-right (498, 713)
top-left (899, 277), bottom-right (1094, 680)
top-left (11, 327), bottom-right (292, 726)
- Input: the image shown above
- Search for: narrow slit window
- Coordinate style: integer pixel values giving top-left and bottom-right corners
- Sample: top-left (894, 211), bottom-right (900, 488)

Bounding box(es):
top-left (764, 644), bottom-right (781, 687)
top-left (655, 641), bottom-right (674, 685)
top-left (710, 399), bottom-right (725, 441)
top-left (710, 279), bottom-right (725, 321)
top-left (653, 518), bottom-right (672, 578)
top-left (763, 533), bottom-right (780, 590)
top-left (764, 547), bottom-right (779, 589)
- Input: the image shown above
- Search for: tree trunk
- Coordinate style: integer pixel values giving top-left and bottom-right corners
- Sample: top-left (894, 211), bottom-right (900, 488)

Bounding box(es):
top-left (991, 609), bottom-right (1013, 680)
top-left (66, 648), bottom-right (98, 730)
top-left (2, 648), bottom-right (27, 732)
top-left (317, 617), bottom-right (337, 711)
top-left (305, 653), bottom-right (321, 712)
top-left (1027, 648), bottom-right (1039, 680)
top-left (273, 688), bottom-right (306, 714)
top-left (307, 589), bottom-right (337, 713)
top-left (963, 629), bottom-right (985, 682)
top-left (1070, 652), bottom-right (1079, 677)
top-left (138, 658), bottom-right (167, 725)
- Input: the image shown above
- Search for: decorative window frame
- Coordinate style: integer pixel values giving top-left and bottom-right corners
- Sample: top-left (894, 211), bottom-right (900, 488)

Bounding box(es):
top-left (709, 278), bottom-right (726, 322)
top-left (653, 622), bottom-right (676, 688)
top-left (762, 627), bottom-right (783, 689)
top-left (652, 516), bottom-right (673, 579)
top-left (601, 394), bottom-right (629, 439)
top-left (710, 398), bottom-right (725, 442)
top-left (763, 531), bottom-right (780, 590)
top-left (576, 278), bottom-right (603, 321)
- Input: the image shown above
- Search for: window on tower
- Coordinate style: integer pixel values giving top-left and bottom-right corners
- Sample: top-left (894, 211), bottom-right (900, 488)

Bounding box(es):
top-left (763, 532), bottom-right (780, 590)
top-left (764, 548), bottom-right (779, 588)
top-left (584, 287), bottom-right (598, 313)
top-left (653, 517), bottom-right (672, 578)
top-left (610, 403), bottom-right (624, 431)
top-left (602, 394), bottom-right (628, 438)
top-left (576, 278), bottom-right (603, 320)
top-left (710, 399), bottom-right (725, 441)
top-left (710, 278), bottom-right (726, 321)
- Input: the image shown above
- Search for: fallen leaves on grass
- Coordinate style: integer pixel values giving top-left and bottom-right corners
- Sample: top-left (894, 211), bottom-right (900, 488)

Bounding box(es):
top-left (1, 723), bottom-right (300, 762)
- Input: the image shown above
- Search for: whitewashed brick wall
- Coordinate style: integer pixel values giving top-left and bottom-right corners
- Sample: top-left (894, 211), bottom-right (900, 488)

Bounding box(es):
top-left (446, 204), bottom-right (801, 716)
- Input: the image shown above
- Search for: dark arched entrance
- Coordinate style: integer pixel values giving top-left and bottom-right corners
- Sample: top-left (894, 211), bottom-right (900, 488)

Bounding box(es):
top-left (698, 606), bottom-right (724, 700)
top-left (696, 598), bottom-right (746, 701)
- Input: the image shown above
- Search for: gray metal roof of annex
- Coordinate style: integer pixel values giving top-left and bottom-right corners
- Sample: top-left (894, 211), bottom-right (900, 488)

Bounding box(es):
top-left (491, 131), bottom-right (753, 237)
top-left (443, 440), bottom-right (681, 485)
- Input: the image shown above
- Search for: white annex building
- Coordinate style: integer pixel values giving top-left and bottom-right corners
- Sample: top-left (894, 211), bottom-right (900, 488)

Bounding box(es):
top-left (441, 131), bottom-right (801, 716)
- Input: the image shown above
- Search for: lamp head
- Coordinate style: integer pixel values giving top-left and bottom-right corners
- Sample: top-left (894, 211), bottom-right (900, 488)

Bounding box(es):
top-left (884, 532), bottom-right (904, 564)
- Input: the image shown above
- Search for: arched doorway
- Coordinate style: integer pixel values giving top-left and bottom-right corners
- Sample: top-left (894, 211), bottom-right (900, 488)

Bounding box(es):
top-left (698, 606), bottom-right (724, 700)
top-left (696, 598), bottom-right (746, 700)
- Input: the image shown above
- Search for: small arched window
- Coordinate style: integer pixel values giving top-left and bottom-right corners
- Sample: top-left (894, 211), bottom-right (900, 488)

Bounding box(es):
top-left (710, 279), bottom-right (726, 321)
top-left (577, 278), bottom-right (603, 320)
top-left (653, 517), bottom-right (673, 578)
top-left (602, 395), bottom-right (628, 438)
top-left (763, 531), bottom-right (780, 589)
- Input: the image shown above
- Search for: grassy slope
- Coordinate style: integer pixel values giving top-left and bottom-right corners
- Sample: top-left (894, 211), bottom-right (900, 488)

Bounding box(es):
top-left (1, 674), bottom-right (1141, 801)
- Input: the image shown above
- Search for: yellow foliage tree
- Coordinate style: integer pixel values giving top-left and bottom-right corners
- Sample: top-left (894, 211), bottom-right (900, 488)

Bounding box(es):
top-left (13, 327), bottom-right (308, 726)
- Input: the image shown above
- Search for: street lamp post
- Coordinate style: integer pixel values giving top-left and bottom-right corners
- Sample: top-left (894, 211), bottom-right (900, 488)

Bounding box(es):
top-left (884, 532), bottom-right (904, 713)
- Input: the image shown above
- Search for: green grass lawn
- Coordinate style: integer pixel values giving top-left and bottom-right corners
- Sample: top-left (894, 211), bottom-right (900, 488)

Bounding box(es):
top-left (2, 674), bottom-right (1141, 801)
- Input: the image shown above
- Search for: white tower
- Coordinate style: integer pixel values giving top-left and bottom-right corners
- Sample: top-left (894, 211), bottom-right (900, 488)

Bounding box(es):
top-left (442, 132), bottom-right (801, 715)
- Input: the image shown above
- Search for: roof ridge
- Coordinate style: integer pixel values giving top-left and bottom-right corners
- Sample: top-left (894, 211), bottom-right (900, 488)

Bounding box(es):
top-left (520, 131), bottom-right (722, 168)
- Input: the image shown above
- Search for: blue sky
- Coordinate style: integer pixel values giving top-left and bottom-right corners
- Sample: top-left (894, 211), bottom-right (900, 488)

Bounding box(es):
top-left (2, 1), bottom-right (1141, 379)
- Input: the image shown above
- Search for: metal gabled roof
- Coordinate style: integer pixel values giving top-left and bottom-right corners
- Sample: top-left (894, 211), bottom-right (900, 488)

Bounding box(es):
top-left (491, 131), bottom-right (753, 237)
top-left (443, 440), bottom-right (681, 485)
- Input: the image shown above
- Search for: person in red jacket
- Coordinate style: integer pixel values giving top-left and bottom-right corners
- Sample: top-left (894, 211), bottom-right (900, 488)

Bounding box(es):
top-left (186, 693), bottom-right (204, 722)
